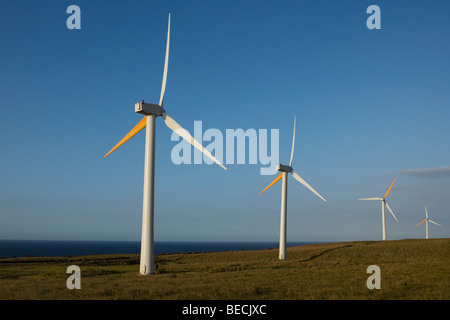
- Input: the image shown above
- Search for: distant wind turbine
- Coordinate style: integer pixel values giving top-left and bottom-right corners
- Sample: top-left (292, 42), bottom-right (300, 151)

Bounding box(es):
top-left (416, 206), bottom-right (441, 239)
top-left (259, 117), bottom-right (326, 260)
top-left (104, 14), bottom-right (226, 275)
top-left (359, 177), bottom-right (399, 241)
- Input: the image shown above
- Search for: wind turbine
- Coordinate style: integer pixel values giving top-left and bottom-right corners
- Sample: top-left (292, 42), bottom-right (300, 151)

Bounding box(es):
top-left (416, 206), bottom-right (441, 239)
top-left (358, 177), bottom-right (399, 241)
top-left (259, 117), bottom-right (326, 260)
top-left (104, 13), bottom-right (226, 275)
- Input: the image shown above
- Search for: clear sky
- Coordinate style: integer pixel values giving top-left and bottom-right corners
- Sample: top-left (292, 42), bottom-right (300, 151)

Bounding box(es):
top-left (1, 0), bottom-right (449, 243)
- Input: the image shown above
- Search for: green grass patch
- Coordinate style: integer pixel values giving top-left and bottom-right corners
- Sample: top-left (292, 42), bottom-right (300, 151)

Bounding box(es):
top-left (0, 239), bottom-right (448, 300)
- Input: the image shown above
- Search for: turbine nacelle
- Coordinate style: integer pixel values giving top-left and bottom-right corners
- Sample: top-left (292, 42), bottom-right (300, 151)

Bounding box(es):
top-left (135, 102), bottom-right (165, 117)
top-left (277, 164), bottom-right (292, 173)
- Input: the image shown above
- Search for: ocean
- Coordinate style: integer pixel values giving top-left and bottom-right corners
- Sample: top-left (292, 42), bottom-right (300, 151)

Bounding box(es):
top-left (0, 240), bottom-right (318, 258)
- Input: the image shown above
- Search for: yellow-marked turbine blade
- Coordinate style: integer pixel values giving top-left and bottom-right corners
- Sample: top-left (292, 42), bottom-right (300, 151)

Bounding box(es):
top-left (104, 116), bottom-right (147, 158)
top-left (384, 177), bottom-right (397, 199)
top-left (259, 173), bottom-right (283, 195)
top-left (416, 219), bottom-right (426, 227)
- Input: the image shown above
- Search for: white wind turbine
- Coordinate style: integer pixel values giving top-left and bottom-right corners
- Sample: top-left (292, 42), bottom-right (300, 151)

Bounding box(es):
top-left (416, 206), bottom-right (441, 239)
top-left (259, 117), bottom-right (326, 260)
top-left (104, 14), bottom-right (226, 275)
top-left (359, 177), bottom-right (399, 241)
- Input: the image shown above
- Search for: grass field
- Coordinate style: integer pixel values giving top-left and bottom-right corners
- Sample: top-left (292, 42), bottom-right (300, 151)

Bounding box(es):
top-left (0, 238), bottom-right (448, 300)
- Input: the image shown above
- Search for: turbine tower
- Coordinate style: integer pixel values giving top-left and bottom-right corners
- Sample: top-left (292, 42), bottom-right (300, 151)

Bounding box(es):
top-left (104, 14), bottom-right (226, 275)
top-left (259, 117), bottom-right (326, 260)
top-left (416, 206), bottom-right (441, 239)
top-left (359, 177), bottom-right (399, 241)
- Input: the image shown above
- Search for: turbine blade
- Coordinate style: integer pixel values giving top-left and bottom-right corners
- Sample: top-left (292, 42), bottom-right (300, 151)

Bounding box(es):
top-left (259, 173), bottom-right (283, 195)
top-left (384, 177), bottom-right (397, 199)
top-left (385, 202), bottom-right (399, 223)
top-left (104, 117), bottom-right (147, 158)
top-left (163, 113), bottom-right (226, 170)
top-left (416, 219), bottom-right (426, 227)
top-left (291, 171), bottom-right (326, 202)
top-left (159, 13), bottom-right (171, 107)
top-left (358, 198), bottom-right (383, 201)
top-left (425, 205), bottom-right (428, 219)
top-left (289, 116), bottom-right (296, 167)
top-left (429, 220), bottom-right (442, 227)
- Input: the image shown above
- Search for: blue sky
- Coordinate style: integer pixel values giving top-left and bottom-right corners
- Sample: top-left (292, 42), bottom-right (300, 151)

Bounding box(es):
top-left (1, 0), bottom-right (449, 243)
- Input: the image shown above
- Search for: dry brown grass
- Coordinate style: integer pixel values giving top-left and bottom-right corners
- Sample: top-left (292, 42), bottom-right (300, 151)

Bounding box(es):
top-left (0, 239), bottom-right (448, 300)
